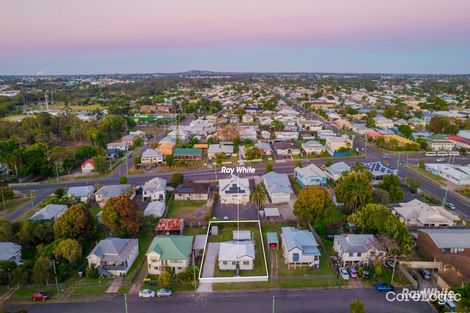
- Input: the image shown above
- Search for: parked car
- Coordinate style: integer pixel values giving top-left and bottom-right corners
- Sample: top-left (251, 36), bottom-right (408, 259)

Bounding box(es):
top-left (419, 268), bottom-right (432, 280)
top-left (445, 203), bottom-right (456, 210)
top-left (156, 288), bottom-right (172, 297)
top-left (347, 267), bottom-right (358, 278)
top-left (374, 283), bottom-right (394, 292)
top-left (138, 289), bottom-right (155, 298)
top-left (385, 259), bottom-right (396, 269)
top-left (436, 158), bottom-right (445, 162)
top-left (339, 267), bottom-right (350, 280)
top-left (32, 292), bottom-right (49, 301)
top-left (362, 267), bottom-right (370, 278)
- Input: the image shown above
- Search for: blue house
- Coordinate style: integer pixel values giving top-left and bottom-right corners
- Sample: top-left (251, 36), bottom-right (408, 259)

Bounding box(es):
top-left (294, 164), bottom-right (327, 187)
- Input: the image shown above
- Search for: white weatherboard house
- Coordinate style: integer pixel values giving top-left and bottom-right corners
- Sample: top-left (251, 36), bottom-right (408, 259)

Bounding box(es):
top-left (294, 164), bottom-right (327, 187)
top-left (87, 237), bottom-right (139, 277)
top-left (29, 204), bottom-right (68, 222)
top-left (0, 242), bottom-right (22, 264)
top-left (262, 171), bottom-right (294, 204)
top-left (142, 177), bottom-right (167, 201)
top-left (218, 241), bottom-right (255, 271)
top-left (219, 175), bottom-right (250, 205)
top-left (143, 201), bottom-right (166, 218)
top-left (334, 234), bottom-right (387, 267)
top-left (392, 199), bottom-right (460, 227)
top-left (95, 184), bottom-right (132, 207)
top-left (281, 227), bottom-right (320, 268)
top-left (141, 149), bottom-right (164, 168)
top-left (324, 162), bottom-right (351, 181)
top-left (67, 186), bottom-right (95, 203)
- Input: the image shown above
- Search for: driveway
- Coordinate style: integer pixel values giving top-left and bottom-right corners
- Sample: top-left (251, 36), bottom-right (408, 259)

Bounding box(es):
top-left (212, 202), bottom-right (258, 220)
top-left (201, 242), bottom-right (219, 278)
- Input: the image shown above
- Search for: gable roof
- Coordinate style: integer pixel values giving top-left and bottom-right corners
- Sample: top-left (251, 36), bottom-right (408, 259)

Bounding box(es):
top-left (218, 241), bottom-right (255, 261)
top-left (334, 234), bottom-right (384, 253)
top-left (67, 186), bottom-right (94, 197)
top-left (88, 237), bottom-right (138, 262)
top-left (175, 182), bottom-right (209, 195)
top-left (262, 171), bottom-right (293, 194)
top-left (295, 164), bottom-right (326, 178)
top-left (219, 175), bottom-right (250, 194)
top-left (0, 242), bottom-right (21, 261)
top-left (29, 204), bottom-right (68, 221)
top-left (96, 184), bottom-right (131, 199)
top-left (419, 228), bottom-right (470, 249)
top-left (282, 227), bottom-right (320, 255)
top-left (147, 236), bottom-right (193, 260)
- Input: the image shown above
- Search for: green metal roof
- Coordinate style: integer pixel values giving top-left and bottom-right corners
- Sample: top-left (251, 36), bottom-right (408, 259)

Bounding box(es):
top-left (266, 232), bottom-right (279, 244)
top-left (174, 148), bottom-right (202, 156)
top-left (146, 235), bottom-right (194, 260)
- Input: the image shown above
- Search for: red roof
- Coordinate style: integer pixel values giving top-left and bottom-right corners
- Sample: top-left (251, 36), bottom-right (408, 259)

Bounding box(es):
top-left (365, 131), bottom-right (382, 138)
top-left (81, 159), bottom-right (94, 168)
top-left (447, 136), bottom-right (470, 146)
top-left (155, 218), bottom-right (183, 231)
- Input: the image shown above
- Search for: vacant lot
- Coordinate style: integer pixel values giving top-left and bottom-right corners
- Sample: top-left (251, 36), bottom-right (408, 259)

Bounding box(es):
top-left (167, 200), bottom-right (210, 221)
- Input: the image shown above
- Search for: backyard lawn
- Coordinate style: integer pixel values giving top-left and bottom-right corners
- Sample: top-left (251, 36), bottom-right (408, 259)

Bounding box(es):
top-left (166, 200), bottom-right (209, 221)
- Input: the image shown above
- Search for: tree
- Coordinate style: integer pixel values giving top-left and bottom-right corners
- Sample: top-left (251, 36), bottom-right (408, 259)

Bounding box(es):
top-left (18, 221), bottom-right (54, 246)
top-left (169, 172), bottom-right (183, 188)
top-left (54, 203), bottom-right (96, 242)
top-left (54, 187), bottom-right (65, 198)
top-left (92, 156), bottom-right (108, 174)
top-left (453, 284), bottom-right (470, 312)
top-left (372, 188), bottom-right (390, 206)
top-left (134, 154), bottom-right (142, 169)
top-left (397, 124), bottom-right (412, 139)
top-left (378, 175), bottom-right (404, 202)
top-left (53, 239), bottom-right (83, 265)
top-left (271, 120), bottom-right (285, 131)
top-left (0, 220), bottom-right (12, 241)
top-left (349, 299), bottom-right (366, 313)
top-left (334, 171), bottom-right (373, 212)
top-left (101, 196), bottom-right (143, 237)
top-left (158, 269), bottom-right (172, 287)
top-left (218, 124), bottom-right (239, 141)
top-left (32, 256), bottom-right (53, 284)
top-left (265, 163), bottom-right (273, 173)
top-left (119, 176), bottom-right (128, 184)
top-left (251, 183), bottom-right (268, 212)
top-left (405, 177), bottom-right (421, 194)
top-left (0, 187), bottom-right (15, 200)
top-left (293, 186), bottom-right (335, 225)
top-left (165, 155), bottom-right (174, 166)
top-left (347, 203), bottom-right (413, 253)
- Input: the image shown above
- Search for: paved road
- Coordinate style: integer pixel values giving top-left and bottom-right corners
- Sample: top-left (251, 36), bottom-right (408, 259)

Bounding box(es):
top-left (5, 288), bottom-right (434, 313)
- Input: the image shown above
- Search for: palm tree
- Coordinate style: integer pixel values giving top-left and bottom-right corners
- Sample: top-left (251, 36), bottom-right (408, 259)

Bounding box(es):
top-left (334, 171), bottom-right (372, 212)
top-left (251, 183), bottom-right (268, 213)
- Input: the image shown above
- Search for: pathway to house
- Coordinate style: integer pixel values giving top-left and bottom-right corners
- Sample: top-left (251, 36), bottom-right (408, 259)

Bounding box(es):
top-left (0, 287), bottom-right (18, 305)
top-left (106, 277), bottom-right (123, 294)
top-left (198, 242), bottom-right (219, 293)
top-left (269, 250), bottom-right (278, 287)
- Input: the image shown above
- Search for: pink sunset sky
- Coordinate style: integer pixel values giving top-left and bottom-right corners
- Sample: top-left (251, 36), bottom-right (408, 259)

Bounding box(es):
top-left (1, 0), bottom-right (469, 74)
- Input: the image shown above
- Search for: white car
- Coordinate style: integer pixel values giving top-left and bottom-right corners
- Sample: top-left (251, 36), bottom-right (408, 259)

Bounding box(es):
top-left (436, 158), bottom-right (445, 162)
top-left (138, 289), bottom-right (155, 298)
top-left (339, 267), bottom-right (350, 280)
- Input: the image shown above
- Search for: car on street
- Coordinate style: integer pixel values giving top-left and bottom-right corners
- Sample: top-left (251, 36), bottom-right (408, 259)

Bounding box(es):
top-left (156, 288), bottom-right (172, 297)
top-left (445, 203), bottom-right (456, 210)
top-left (419, 268), bottom-right (432, 280)
top-left (374, 283), bottom-right (394, 292)
top-left (138, 289), bottom-right (156, 298)
top-left (32, 292), bottom-right (49, 301)
top-left (339, 267), bottom-right (350, 280)
top-left (347, 267), bottom-right (358, 278)
top-left (385, 259), bottom-right (396, 269)
top-left (436, 158), bottom-right (445, 162)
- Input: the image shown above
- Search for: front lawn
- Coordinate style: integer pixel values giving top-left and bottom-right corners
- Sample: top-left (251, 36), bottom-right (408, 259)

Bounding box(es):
top-left (118, 236), bottom-right (153, 294)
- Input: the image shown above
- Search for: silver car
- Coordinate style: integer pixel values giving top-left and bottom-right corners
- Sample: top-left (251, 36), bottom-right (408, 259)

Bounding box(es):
top-left (156, 288), bottom-right (172, 297)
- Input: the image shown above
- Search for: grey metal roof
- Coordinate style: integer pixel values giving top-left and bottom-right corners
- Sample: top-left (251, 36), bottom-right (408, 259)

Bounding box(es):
top-left (326, 162), bottom-right (351, 175)
top-left (29, 204), bottom-right (67, 221)
top-left (0, 242), bottom-right (21, 261)
top-left (420, 228), bottom-right (470, 249)
top-left (334, 234), bottom-right (384, 253)
top-left (282, 227), bottom-right (320, 255)
top-left (67, 186), bottom-right (94, 198)
top-left (218, 241), bottom-right (255, 261)
top-left (262, 171), bottom-right (293, 194)
top-left (96, 184), bottom-right (131, 199)
top-left (88, 237), bottom-right (138, 263)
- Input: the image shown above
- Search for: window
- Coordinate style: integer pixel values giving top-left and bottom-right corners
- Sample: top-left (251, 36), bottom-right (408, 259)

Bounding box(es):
top-left (349, 252), bottom-right (353, 257)
top-left (357, 253), bottom-right (362, 257)
top-left (222, 261), bottom-right (227, 265)
top-left (242, 261), bottom-right (249, 265)
top-left (293, 253), bottom-right (299, 262)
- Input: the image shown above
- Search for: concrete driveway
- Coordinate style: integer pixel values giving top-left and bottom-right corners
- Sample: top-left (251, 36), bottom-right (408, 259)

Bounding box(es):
top-left (201, 242), bottom-right (219, 278)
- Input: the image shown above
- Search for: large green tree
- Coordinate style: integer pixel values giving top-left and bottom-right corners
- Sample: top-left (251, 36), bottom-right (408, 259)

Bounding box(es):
top-left (378, 174), bottom-right (404, 202)
top-left (251, 183), bottom-right (268, 212)
top-left (53, 203), bottom-right (96, 242)
top-left (347, 203), bottom-right (413, 253)
top-left (334, 171), bottom-right (373, 212)
top-left (293, 186), bottom-right (335, 225)
top-left (32, 256), bottom-right (53, 284)
top-left (53, 239), bottom-right (83, 265)
top-left (101, 196), bottom-right (143, 237)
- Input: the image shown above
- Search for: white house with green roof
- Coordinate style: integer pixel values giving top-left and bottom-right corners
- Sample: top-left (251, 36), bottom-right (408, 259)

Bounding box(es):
top-left (146, 235), bottom-right (194, 275)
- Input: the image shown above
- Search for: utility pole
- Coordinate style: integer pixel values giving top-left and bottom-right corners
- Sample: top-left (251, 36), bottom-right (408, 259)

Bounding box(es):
top-left (390, 255), bottom-right (398, 285)
top-left (272, 295), bottom-right (275, 313)
top-left (397, 151), bottom-right (401, 169)
top-left (51, 260), bottom-right (60, 295)
top-left (55, 161), bottom-right (59, 181)
top-left (1, 188), bottom-right (5, 211)
top-left (443, 183), bottom-right (449, 205)
top-left (364, 134), bottom-right (368, 157)
top-left (124, 293), bottom-right (129, 313)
